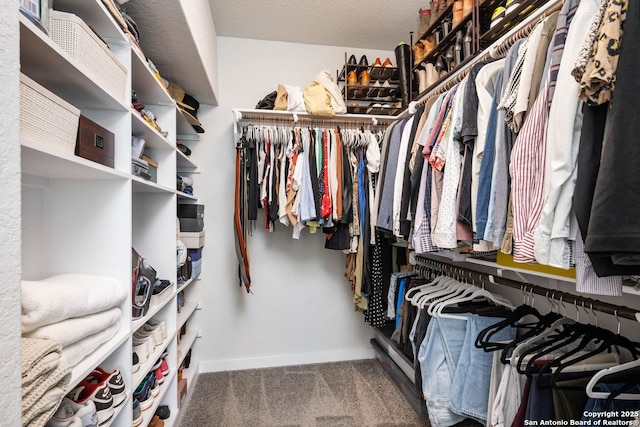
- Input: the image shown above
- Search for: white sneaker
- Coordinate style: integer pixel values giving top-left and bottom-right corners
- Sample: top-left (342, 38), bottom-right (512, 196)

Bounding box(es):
top-left (48, 398), bottom-right (98, 427)
top-left (46, 401), bottom-right (84, 427)
top-left (133, 342), bottom-right (149, 364)
top-left (147, 319), bottom-right (167, 340)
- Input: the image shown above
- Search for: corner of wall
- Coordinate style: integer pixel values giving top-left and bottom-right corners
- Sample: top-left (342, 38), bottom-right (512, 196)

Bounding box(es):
top-left (0, 2), bottom-right (23, 424)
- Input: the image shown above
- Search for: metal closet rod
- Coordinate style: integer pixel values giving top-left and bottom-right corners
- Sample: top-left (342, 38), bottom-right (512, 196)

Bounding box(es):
top-left (413, 255), bottom-right (640, 323)
top-left (233, 109), bottom-right (397, 127)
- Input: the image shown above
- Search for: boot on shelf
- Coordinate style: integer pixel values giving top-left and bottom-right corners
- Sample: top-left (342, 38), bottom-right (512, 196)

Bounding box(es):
top-left (394, 42), bottom-right (413, 109)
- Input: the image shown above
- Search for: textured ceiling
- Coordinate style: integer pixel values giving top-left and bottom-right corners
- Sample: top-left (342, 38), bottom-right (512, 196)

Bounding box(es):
top-left (208, 0), bottom-right (424, 51)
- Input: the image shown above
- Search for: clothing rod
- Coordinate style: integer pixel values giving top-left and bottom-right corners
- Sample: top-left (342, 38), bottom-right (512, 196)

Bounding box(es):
top-left (233, 108), bottom-right (398, 126)
top-left (400, 0), bottom-right (563, 117)
top-left (413, 255), bottom-right (640, 324)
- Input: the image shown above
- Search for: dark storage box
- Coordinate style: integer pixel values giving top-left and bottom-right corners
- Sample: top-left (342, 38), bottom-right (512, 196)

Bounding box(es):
top-left (178, 204), bottom-right (204, 219)
top-left (75, 115), bottom-right (114, 167)
top-left (179, 217), bottom-right (204, 232)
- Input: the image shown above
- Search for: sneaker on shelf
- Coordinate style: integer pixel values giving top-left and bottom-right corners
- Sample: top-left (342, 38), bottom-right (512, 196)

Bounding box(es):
top-left (155, 405), bottom-right (170, 420)
top-left (67, 380), bottom-right (114, 425)
top-left (147, 319), bottom-right (168, 340)
top-left (59, 398), bottom-right (98, 427)
top-left (150, 280), bottom-right (172, 307)
top-left (137, 325), bottom-right (163, 346)
top-left (159, 357), bottom-right (169, 377)
top-left (132, 334), bottom-right (155, 355)
top-left (506, 0), bottom-right (520, 13)
top-left (133, 377), bottom-right (154, 411)
top-left (45, 398), bottom-right (94, 427)
top-left (132, 342), bottom-right (149, 364)
top-left (87, 368), bottom-right (126, 407)
top-left (154, 366), bottom-right (165, 385)
top-left (147, 372), bottom-right (160, 398)
top-left (132, 399), bottom-right (143, 427)
top-left (491, 6), bottom-right (505, 28)
top-left (133, 352), bottom-right (140, 373)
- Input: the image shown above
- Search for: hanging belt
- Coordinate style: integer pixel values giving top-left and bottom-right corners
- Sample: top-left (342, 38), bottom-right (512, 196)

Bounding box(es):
top-left (235, 138), bottom-right (251, 292)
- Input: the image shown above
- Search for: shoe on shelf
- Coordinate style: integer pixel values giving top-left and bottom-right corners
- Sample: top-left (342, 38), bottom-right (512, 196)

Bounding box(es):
top-left (358, 70), bottom-right (370, 86)
top-left (347, 70), bottom-right (357, 85)
top-left (506, 0), bottom-right (520, 13)
top-left (154, 367), bottom-right (165, 385)
top-left (133, 351), bottom-right (141, 373)
top-left (358, 55), bottom-right (369, 66)
top-left (149, 415), bottom-right (165, 427)
top-left (132, 335), bottom-right (154, 356)
top-left (67, 380), bottom-right (114, 425)
top-left (87, 367), bottom-right (126, 407)
top-left (132, 399), bottom-right (143, 427)
top-left (133, 377), bottom-right (154, 411)
top-left (138, 324), bottom-right (164, 346)
top-left (46, 397), bottom-right (97, 427)
top-left (373, 57), bottom-right (382, 67)
top-left (155, 405), bottom-right (170, 420)
top-left (491, 6), bottom-right (505, 28)
top-left (147, 319), bottom-right (167, 340)
top-left (347, 54), bottom-right (357, 65)
top-left (45, 405), bottom-right (82, 427)
top-left (382, 58), bottom-right (393, 67)
top-left (160, 357), bottom-right (170, 376)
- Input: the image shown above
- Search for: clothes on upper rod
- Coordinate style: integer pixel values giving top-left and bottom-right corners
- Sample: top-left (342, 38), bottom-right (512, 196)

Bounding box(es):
top-left (371, 0), bottom-right (634, 295)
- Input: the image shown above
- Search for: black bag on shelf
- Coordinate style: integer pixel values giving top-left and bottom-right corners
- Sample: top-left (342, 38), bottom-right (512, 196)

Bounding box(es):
top-left (255, 91), bottom-right (277, 110)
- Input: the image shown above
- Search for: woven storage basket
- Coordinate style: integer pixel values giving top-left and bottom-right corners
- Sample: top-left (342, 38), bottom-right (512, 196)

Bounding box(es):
top-left (20, 74), bottom-right (80, 154)
top-left (49, 10), bottom-right (127, 103)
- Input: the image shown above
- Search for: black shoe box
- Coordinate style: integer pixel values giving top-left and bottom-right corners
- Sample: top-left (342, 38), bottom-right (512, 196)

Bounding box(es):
top-left (179, 217), bottom-right (204, 232)
top-left (178, 203), bottom-right (204, 219)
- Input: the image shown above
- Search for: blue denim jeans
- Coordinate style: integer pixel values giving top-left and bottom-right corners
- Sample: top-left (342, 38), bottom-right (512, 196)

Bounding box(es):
top-left (419, 316), bottom-right (467, 427)
top-left (418, 313), bottom-right (515, 426)
top-left (449, 314), bottom-right (516, 423)
top-left (581, 383), bottom-right (640, 422)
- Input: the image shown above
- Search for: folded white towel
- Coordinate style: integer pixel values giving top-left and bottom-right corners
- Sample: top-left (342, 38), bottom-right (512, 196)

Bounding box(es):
top-left (61, 321), bottom-right (120, 367)
top-left (22, 338), bottom-right (70, 427)
top-left (24, 307), bottom-right (122, 347)
top-left (22, 274), bottom-right (127, 333)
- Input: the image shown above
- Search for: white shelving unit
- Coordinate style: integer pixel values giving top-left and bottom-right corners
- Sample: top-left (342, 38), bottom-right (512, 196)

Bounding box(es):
top-left (19, 1), bottom-right (213, 425)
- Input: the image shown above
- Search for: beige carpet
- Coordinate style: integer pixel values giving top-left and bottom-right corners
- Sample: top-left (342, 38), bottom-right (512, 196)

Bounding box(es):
top-left (176, 359), bottom-right (430, 427)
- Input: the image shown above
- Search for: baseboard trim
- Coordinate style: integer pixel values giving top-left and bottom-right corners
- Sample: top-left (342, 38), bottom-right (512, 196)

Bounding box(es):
top-left (199, 349), bottom-right (376, 372)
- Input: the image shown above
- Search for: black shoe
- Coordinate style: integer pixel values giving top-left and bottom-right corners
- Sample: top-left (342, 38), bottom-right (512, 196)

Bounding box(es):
top-left (348, 54), bottom-right (357, 65)
top-left (359, 55), bottom-right (369, 66)
top-left (155, 405), bottom-right (170, 420)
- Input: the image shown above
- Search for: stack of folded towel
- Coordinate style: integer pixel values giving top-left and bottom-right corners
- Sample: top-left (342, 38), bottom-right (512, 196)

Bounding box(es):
top-left (22, 337), bottom-right (70, 427)
top-left (21, 274), bottom-right (127, 367)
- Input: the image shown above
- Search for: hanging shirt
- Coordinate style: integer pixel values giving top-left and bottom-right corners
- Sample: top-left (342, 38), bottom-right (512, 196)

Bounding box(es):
top-left (472, 59), bottom-right (505, 252)
top-left (534, 0), bottom-right (600, 269)
top-left (393, 116), bottom-right (415, 238)
top-left (432, 81), bottom-right (467, 249)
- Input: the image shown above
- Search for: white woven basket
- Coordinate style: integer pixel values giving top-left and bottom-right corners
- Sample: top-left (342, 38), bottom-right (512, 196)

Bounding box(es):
top-left (20, 74), bottom-right (80, 154)
top-left (49, 10), bottom-right (127, 103)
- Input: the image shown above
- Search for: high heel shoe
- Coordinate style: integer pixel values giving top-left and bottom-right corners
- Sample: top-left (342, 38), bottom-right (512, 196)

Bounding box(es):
top-left (463, 21), bottom-right (474, 59)
top-left (454, 31), bottom-right (464, 65)
top-left (435, 56), bottom-right (447, 77)
top-left (444, 46), bottom-right (455, 71)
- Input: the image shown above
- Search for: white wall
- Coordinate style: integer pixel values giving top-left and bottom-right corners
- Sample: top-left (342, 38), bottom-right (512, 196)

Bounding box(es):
top-left (0, 2), bottom-right (22, 425)
top-left (194, 37), bottom-right (395, 371)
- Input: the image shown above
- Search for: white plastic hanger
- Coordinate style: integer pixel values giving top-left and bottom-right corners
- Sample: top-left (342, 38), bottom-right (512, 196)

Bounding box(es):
top-left (420, 278), bottom-right (471, 311)
top-left (431, 285), bottom-right (515, 318)
top-left (586, 358), bottom-right (640, 400)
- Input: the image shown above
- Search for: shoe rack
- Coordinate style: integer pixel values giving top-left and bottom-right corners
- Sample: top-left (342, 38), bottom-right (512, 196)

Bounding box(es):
top-left (19, 0), bottom-right (211, 426)
top-left (411, 0), bottom-right (551, 99)
top-left (337, 53), bottom-right (403, 116)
